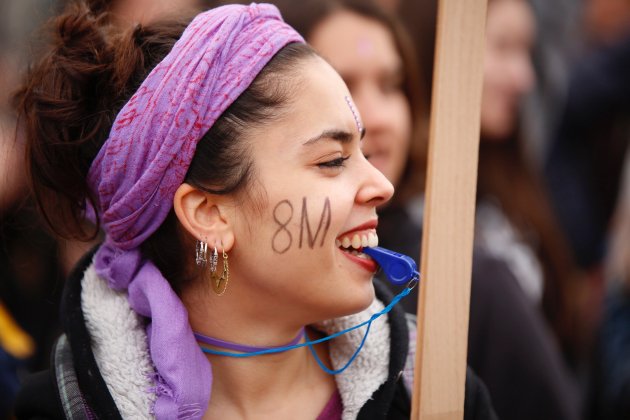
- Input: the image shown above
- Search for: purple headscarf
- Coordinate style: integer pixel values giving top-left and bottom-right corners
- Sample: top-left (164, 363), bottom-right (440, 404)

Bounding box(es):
top-left (86, 4), bottom-right (303, 418)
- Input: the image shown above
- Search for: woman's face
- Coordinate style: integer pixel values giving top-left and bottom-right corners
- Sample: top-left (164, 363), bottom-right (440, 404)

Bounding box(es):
top-left (308, 11), bottom-right (412, 189)
top-left (481, 0), bottom-right (535, 140)
top-left (229, 56), bottom-right (394, 325)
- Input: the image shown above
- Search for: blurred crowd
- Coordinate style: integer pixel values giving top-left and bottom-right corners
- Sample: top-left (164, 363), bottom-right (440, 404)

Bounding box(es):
top-left (1, 0), bottom-right (629, 419)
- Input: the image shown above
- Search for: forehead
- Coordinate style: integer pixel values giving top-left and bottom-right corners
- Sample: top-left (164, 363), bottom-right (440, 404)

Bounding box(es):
top-left (309, 10), bottom-right (401, 76)
top-left (247, 56), bottom-right (357, 151)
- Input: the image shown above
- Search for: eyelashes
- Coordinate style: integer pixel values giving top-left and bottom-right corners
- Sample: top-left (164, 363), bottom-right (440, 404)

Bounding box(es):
top-left (317, 155), bottom-right (350, 169)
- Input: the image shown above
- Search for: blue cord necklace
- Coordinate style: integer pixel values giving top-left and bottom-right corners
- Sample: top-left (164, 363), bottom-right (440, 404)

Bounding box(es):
top-left (196, 246), bottom-right (420, 375)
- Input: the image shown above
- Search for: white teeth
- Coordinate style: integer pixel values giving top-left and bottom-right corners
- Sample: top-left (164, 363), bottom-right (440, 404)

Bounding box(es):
top-left (337, 231), bottom-right (379, 250)
top-left (368, 232), bottom-right (378, 247)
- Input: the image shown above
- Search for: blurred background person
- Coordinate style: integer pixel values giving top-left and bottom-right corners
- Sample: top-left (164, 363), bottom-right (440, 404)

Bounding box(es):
top-left (474, 0), bottom-right (588, 370)
top-left (544, 0), bottom-right (630, 289)
top-left (577, 1), bottom-right (630, 399)
top-left (588, 147), bottom-right (630, 420)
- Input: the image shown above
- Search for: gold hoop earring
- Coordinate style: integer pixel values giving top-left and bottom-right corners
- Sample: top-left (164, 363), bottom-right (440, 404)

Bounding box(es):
top-left (211, 248), bottom-right (229, 296)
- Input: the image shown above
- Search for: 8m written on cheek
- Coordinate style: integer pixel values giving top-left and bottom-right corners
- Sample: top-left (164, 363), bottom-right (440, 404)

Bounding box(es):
top-left (271, 197), bottom-right (331, 254)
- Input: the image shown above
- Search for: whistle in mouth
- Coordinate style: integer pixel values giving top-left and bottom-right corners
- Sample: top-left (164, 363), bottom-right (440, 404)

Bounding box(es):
top-left (362, 246), bottom-right (420, 286)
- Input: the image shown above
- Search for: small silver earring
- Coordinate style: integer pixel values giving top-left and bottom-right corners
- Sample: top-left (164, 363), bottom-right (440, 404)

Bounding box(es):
top-left (195, 240), bottom-right (208, 266)
top-left (210, 246), bottom-right (218, 273)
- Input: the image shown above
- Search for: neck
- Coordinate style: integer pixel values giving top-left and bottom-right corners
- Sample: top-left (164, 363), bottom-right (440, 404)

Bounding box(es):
top-left (194, 327), bottom-right (306, 354)
top-left (204, 328), bottom-right (335, 418)
top-left (182, 288), bottom-right (336, 418)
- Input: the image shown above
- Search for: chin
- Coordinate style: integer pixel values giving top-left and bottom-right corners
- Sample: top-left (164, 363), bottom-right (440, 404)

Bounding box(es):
top-left (481, 122), bottom-right (514, 141)
top-left (336, 282), bottom-right (376, 318)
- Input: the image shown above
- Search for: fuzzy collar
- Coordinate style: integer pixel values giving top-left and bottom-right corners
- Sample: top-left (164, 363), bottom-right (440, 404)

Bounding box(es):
top-left (81, 263), bottom-right (393, 419)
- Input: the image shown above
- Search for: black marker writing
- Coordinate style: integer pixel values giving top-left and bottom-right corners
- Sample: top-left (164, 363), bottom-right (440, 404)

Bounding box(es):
top-left (271, 197), bottom-right (332, 253)
top-left (299, 197), bottom-right (331, 249)
top-left (272, 200), bottom-right (293, 254)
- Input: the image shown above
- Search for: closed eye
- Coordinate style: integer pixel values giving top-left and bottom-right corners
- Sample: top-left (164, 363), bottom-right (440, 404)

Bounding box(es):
top-left (318, 155), bottom-right (350, 169)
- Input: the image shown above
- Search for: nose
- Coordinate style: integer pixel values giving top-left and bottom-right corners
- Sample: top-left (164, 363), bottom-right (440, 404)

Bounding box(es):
top-left (356, 153), bottom-right (394, 207)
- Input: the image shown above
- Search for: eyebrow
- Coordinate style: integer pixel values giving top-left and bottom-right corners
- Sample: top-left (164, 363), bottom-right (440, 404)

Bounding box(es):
top-left (302, 129), bottom-right (355, 146)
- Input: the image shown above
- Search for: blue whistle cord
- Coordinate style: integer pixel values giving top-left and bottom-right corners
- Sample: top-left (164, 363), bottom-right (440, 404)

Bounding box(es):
top-left (199, 278), bottom-right (418, 375)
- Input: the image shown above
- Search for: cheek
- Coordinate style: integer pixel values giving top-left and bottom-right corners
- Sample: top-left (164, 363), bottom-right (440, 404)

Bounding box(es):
top-left (389, 97), bottom-right (413, 164)
top-left (267, 197), bottom-right (334, 255)
top-left (396, 99), bottom-right (412, 147)
top-left (259, 194), bottom-right (351, 259)
top-left (482, 65), bottom-right (509, 117)
top-left (483, 47), bottom-right (508, 93)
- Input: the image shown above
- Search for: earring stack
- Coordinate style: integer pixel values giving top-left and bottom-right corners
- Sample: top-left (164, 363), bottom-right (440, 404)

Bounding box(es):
top-left (196, 239), bottom-right (229, 295)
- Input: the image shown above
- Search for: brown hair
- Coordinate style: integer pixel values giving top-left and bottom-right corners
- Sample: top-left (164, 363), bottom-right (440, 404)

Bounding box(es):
top-left (13, 0), bottom-right (315, 293)
top-left (268, 0), bottom-right (428, 205)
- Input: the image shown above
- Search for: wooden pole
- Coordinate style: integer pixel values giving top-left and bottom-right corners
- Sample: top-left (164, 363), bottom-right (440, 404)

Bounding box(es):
top-left (411, 0), bottom-right (487, 418)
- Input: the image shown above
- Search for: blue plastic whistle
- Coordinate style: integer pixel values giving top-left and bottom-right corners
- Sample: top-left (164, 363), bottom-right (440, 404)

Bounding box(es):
top-left (362, 246), bottom-right (420, 286)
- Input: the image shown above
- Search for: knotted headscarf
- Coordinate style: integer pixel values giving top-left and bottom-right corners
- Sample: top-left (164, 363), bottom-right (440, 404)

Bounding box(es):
top-left (86, 4), bottom-right (303, 417)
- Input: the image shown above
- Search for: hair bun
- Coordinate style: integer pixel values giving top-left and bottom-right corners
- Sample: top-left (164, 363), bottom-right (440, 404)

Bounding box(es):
top-left (13, 0), bottom-right (188, 240)
top-left (54, 2), bottom-right (110, 63)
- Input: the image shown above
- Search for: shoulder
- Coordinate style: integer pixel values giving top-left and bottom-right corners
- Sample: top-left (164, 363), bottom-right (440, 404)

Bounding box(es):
top-left (14, 335), bottom-right (88, 419)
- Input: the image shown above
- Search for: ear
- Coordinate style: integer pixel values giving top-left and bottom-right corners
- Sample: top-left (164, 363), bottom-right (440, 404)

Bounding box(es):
top-left (173, 183), bottom-right (235, 252)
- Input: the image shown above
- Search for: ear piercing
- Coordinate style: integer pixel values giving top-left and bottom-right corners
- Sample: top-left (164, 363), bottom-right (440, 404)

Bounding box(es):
top-left (195, 239), bottom-right (208, 266)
